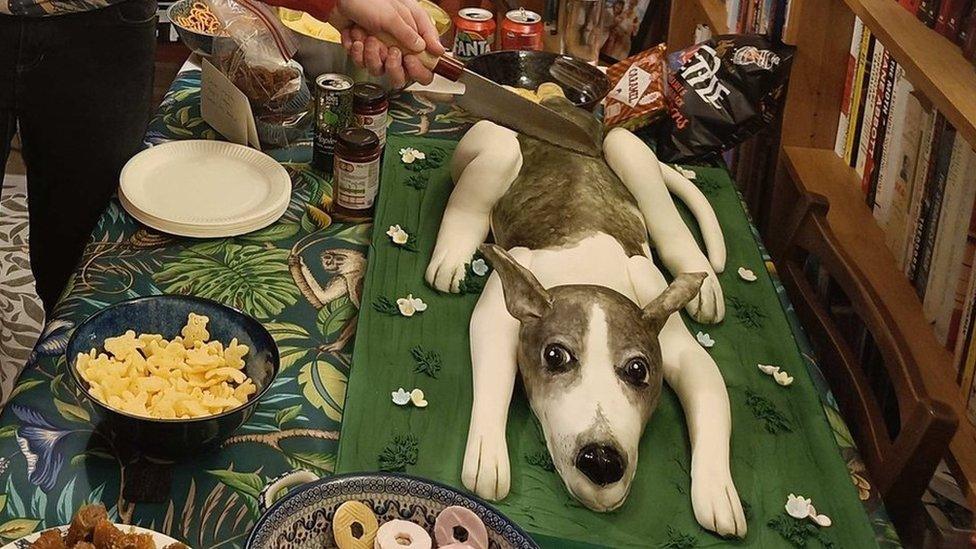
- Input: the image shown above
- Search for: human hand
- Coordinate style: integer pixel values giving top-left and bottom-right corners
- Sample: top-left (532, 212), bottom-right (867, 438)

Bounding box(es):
top-left (331, 0), bottom-right (445, 87)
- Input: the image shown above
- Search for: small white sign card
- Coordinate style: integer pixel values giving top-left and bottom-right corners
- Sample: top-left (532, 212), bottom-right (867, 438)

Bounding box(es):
top-left (201, 58), bottom-right (261, 150)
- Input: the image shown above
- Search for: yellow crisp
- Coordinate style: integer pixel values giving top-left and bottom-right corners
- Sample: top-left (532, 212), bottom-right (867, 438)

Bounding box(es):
top-left (503, 83), bottom-right (567, 104)
top-left (76, 313), bottom-right (254, 420)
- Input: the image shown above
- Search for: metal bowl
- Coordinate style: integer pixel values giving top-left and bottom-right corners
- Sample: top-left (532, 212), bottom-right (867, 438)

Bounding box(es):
top-left (66, 295), bottom-right (279, 457)
top-left (167, 0), bottom-right (234, 57)
top-left (467, 50), bottom-right (612, 112)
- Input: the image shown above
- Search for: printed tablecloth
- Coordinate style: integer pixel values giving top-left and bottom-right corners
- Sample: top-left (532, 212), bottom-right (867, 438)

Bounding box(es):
top-left (0, 68), bottom-right (900, 548)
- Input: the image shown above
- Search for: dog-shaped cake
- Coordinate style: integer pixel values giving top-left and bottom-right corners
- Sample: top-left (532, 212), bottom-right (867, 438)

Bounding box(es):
top-left (425, 97), bottom-right (745, 537)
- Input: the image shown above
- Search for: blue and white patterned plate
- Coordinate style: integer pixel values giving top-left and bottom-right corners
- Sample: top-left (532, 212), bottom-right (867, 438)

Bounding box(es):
top-left (1, 524), bottom-right (180, 549)
top-left (246, 472), bottom-right (539, 549)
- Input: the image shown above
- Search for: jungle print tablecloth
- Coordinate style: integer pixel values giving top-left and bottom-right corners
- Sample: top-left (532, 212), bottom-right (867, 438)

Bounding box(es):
top-left (0, 68), bottom-right (900, 548)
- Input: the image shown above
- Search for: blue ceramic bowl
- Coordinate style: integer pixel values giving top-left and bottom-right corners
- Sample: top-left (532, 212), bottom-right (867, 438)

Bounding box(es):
top-left (66, 295), bottom-right (279, 457)
top-left (246, 472), bottom-right (539, 549)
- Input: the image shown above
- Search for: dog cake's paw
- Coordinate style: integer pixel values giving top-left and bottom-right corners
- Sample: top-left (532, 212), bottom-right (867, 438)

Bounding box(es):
top-left (686, 271), bottom-right (725, 324)
top-left (691, 470), bottom-right (747, 538)
top-left (461, 431), bottom-right (511, 501)
top-left (425, 248), bottom-right (473, 294)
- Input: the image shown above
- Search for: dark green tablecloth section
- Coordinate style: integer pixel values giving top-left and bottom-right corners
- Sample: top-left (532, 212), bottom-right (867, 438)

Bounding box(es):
top-left (0, 67), bottom-right (899, 548)
top-left (337, 134), bottom-right (879, 547)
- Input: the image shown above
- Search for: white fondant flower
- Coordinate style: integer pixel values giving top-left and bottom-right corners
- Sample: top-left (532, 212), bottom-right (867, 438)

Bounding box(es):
top-left (758, 364), bottom-right (780, 376)
top-left (471, 258), bottom-right (489, 277)
top-left (774, 370), bottom-right (794, 387)
top-left (410, 388), bottom-right (428, 408)
top-left (696, 331), bottom-right (715, 348)
top-left (738, 267), bottom-right (758, 282)
top-left (785, 494), bottom-right (812, 519)
top-left (391, 388), bottom-right (411, 406)
top-left (675, 166), bottom-right (697, 180)
top-left (386, 225), bottom-right (409, 245)
top-left (396, 294), bottom-right (428, 317)
top-left (810, 512), bottom-right (832, 527)
top-left (399, 147), bottom-right (426, 164)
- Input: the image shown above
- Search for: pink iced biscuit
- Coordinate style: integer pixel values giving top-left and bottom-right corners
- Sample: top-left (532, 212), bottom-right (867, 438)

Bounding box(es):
top-left (439, 545), bottom-right (476, 549)
top-left (373, 520), bottom-right (431, 549)
top-left (433, 506), bottom-right (488, 549)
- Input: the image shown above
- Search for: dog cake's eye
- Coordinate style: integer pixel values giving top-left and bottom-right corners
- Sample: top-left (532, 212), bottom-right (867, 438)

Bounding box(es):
top-left (543, 344), bottom-right (573, 371)
top-left (621, 358), bottom-right (649, 386)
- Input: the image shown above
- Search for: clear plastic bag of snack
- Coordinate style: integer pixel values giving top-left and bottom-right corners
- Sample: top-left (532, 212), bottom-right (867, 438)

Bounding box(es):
top-left (207, 0), bottom-right (302, 112)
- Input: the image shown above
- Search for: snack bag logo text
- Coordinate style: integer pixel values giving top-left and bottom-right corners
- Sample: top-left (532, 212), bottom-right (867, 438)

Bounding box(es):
top-left (609, 64), bottom-right (653, 108)
top-left (732, 46), bottom-right (780, 70)
top-left (680, 45), bottom-right (730, 110)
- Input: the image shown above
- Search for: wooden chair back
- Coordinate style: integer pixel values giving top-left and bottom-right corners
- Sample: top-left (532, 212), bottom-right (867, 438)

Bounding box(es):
top-left (770, 189), bottom-right (958, 541)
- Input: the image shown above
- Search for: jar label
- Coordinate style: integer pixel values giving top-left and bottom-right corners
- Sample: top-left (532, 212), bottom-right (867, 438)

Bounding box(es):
top-left (335, 156), bottom-right (381, 210)
top-left (355, 112), bottom-right (388, 146)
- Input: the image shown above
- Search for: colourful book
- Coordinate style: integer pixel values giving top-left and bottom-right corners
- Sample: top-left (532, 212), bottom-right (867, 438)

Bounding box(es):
top-left (939, 0), bottom-right (971, 39)
top-left (862, 51), bottom-right (893, 197)
top-left (884, 91), bottom-right (924, 264)
top-left (914, 119), bottom-right (956, 296)
top-left (856, 40), bottom-right (885, 177)
top-left (835, 17), bottom-right (865, 159)
top-left (920, 0), bottom-right (944, 27)
top-left (901, 0), bottom-right (923, 13)
top-left (873, 66), bottom-right (911, 228)
top-left (904, 106), bottom-right (940, 273)
top-left (846, 29), bottom-right (873, 165)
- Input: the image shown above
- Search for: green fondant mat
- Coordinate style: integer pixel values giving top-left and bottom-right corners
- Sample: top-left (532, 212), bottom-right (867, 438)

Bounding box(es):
top-left (336, 134), bottom-right (878, 548)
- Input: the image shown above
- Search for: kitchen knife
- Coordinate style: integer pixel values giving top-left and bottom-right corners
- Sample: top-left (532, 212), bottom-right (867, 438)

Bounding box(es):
top-left (379, 36), bottom-right (602, 155)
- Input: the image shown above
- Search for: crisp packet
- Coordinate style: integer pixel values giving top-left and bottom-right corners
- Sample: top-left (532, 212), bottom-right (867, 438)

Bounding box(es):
top-left (602, 43), bottom-right (667, 130)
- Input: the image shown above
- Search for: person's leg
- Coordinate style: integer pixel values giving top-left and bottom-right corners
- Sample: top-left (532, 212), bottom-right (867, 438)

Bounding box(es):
top-left (16, 0), bottom-right (156, 312)
top-left (0, 15), bottom-right (21, 181)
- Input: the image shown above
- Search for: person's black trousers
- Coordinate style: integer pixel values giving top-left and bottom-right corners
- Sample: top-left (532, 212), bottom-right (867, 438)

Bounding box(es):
top-left (0, 0), bottom-right (156, 313)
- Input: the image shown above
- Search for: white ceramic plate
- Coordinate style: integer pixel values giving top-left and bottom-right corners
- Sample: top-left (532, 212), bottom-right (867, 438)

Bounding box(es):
top-left (120, 140), bottom-right (291, 237)
top-left (0, 524), bottom-right (181, 549)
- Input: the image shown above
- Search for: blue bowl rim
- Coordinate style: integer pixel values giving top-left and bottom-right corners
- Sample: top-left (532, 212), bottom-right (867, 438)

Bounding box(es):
top-left (65, 294), bottom-right (280, 424)
top-left (245, 471), bottom-right (540, 548)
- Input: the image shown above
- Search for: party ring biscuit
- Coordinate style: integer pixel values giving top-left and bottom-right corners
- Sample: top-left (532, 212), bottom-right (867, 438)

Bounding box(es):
top-left (434, 506), bottom-right (488, 549)
top-left (333, 500), bottom-right (378, 549)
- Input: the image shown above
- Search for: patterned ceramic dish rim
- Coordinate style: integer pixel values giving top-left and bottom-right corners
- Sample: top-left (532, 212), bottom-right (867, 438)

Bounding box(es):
top-left (167, 0), bottom-right (228, 38)
top-left (65, 294), bottom-right (280, 424)
top-left (245, 472), bottom-right (540, 549)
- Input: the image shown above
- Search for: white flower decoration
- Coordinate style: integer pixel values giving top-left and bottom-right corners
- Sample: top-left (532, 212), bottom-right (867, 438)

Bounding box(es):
top-left (471, 258), bottom-right (489, 277)
top-left (675, 166), bottom-right (697, 180)
top-left (391, 388), bottom-right (411, 406)
top-left (399, 147), bottom-right (426, 164)
top-left (773, 370), bottom-right (794, 387)
top-left (811, 512), bottom-right (832, 527)
top-left (758, 364), bottom-right (780, 376)
top-left (696, 331), bottom-right (715, 348)
top-left (410, 388), bottom-right (428, 408)
top-left (738, 267), bottom-right (758, 282)
top-left (785, 494), bottom-right (812, 519)
top-left (396, 294), bottom-right (428, 317)
top-left (386, 225), bottom-right (409, 245)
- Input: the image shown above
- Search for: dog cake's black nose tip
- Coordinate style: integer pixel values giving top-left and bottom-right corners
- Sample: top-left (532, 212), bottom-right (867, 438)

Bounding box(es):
top-left (575, 444), bottom-right (625, 485)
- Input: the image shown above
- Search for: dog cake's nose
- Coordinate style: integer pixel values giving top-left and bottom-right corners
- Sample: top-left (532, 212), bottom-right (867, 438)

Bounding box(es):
top-left (575, 444), bottom-right (625, 485)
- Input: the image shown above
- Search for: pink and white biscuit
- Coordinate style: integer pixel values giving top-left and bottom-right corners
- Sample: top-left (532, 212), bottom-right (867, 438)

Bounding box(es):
top-left (433, 506), bottom-right (488, 549)
top-left (373, 520), bottom-right (431, 549)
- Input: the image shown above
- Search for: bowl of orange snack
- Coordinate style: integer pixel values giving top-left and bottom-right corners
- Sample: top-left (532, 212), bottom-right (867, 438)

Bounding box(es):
top-left (13, 504), bottom-right (186, 549)
top-left (168, 0), bottom-right (232, 57)
top-left (66, 295), bottom-right (279, 457)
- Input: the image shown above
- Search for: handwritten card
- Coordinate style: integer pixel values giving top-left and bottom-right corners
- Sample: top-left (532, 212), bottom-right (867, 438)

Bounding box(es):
top-left (201, 58), bottom-right (260, 150)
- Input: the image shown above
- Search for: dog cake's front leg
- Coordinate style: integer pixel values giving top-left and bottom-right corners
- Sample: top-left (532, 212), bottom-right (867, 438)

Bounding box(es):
top-left (628, 256), bottom-right (746, 538)
top-left (426, 121), bottom-right (522, 293)
top-left (461, 250), bottom-right (531, 500)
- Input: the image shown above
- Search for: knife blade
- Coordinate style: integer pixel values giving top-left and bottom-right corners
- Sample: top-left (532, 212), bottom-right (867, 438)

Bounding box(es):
top-left (376, 36), bottom-right (602, 155)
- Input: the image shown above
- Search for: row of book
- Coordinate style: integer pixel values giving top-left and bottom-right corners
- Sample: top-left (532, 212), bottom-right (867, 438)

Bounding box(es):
top-left (724, 0), bottom-right (791, 40)
top-left (900, 0), bottom-right (976, 61)
top-left (834, 17), bottom-right (976, 424)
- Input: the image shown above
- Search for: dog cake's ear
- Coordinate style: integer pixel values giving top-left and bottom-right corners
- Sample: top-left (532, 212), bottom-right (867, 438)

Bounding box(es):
top-left (642, 272), bottom-right (707, 330)
top-left (479, 244), bottom-right (552, 322)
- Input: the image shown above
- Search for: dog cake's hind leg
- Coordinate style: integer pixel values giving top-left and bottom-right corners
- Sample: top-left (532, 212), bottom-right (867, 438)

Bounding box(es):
top-left (604, 128), bottom-right (725, 324)
top-left (461, 249), bottom-right (531, 501)
top-left (426, 121), bottom-right (522, 293)
top-left (627, 255), bottom-right (746, 538)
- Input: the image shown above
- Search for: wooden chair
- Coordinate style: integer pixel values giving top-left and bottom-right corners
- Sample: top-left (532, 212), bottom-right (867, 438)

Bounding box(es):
top-left (769, 188), bottom-right (958, 544)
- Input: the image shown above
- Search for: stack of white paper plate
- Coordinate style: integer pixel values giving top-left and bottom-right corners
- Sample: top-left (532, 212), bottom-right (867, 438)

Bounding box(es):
top-left (119, 140), bottom-right (292, 238)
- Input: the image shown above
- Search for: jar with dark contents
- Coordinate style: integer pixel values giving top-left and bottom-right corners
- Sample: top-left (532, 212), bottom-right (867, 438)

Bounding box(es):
top-left (353, 83), bottom-right (389, 147)
top-left (333, 128), bottom-right (382, 217)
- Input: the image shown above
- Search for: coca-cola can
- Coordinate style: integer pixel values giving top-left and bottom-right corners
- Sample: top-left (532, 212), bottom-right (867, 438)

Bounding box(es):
top-left (501, 8), bottom-right (543, 51)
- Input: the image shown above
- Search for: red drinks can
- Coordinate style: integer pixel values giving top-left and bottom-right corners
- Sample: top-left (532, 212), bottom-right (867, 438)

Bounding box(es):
top-left (501, 8), bottom-right (543, 51)
top-left (453, 7), bottom-right (495, 62)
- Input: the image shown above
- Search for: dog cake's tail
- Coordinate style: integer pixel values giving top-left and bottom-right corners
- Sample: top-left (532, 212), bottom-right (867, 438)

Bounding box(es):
top-left (659, 163), bottom-right (727, 273)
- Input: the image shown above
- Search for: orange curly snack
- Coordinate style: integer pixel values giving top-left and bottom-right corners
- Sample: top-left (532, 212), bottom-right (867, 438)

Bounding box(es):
top-left (29, 530), bottom-right (67, 549)
top-left (64, 504), bottom-right (108, 547)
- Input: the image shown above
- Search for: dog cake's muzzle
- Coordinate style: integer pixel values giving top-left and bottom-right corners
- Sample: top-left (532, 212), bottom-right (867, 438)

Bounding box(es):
top-left (575, 443), bottom-right (625, 485)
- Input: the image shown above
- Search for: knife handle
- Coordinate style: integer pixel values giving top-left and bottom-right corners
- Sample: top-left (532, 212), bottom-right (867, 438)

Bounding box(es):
top-left (375, 33), bottom-right (464, 81)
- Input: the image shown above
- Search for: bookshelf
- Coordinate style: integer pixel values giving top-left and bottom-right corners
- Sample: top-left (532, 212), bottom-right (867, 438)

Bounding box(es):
top-left (667, 0), bottom-right (976, 520)
top-left (771, 0), bottom-right (976, 512)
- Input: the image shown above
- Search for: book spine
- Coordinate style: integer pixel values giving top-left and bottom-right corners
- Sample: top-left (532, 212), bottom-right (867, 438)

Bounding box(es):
top-left (914, 121), bottom-right (957, 296)
top-left (942, 0), bottom-right (971, 39)
top-left (938, 147), bottom-right (976, 346)
top-left (955, 225), bottom-right (976, 373)
top-left (907, 113), bottom-right (947, 282)
top-left (902, 0), bottom-right (923, 13)
top-left (856, 41), bottom-right (885, 177)
top-left (846, 30), bottom-right (874, 165)
top-left (920, 0), bottom-right (943, 27)
top-left (835, 18), bottom-right (865, 158)
top-left (924, 136), bottom-right (970, 326)
top-left (936, 0), bottom-right (958, 34)
top-left (963, 2), bottom-right (976, 59)
top-left (874, 67), bottom-right (910, 228)
top-left (866, 57), bottom-right (897, 208)
top-left (862, 51), bottom-right (893, 196)
top-left (885, 91), bottom-right (923, 264)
